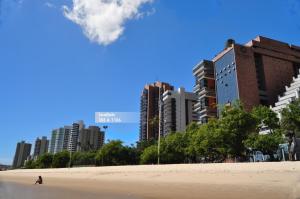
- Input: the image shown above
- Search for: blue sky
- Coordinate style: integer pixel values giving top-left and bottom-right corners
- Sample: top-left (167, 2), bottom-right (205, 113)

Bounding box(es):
top-left (0, 0), bottom-right (299, 165)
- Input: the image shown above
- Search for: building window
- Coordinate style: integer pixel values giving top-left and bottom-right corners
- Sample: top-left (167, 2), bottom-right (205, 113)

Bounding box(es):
top-left (200, 97), bottom-right (209, 110)
top-left (200, 79), bottom-right (208, 89)
top-left (254, 53), bottom-right (266, 91)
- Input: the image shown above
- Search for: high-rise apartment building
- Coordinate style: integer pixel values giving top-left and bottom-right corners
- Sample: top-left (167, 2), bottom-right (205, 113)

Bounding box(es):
top-left (12, 141), bottom-right (31, 168)
top-left (139, 81), bottom-right (174, 141)
top-left (33, 136), bottom-right (49, 158)
top-left (48, 126), bottom-right (71, 154)
top-left (272, 69), bottom-right (300, 119)
top-left (213, 36), bottom-right (300, 112)
top-left (49, 122), bottom-right (103, 154)
top-left (63, 126), bottom-right (72, 150)
top-left (48, 130), bottom-right (56, 154)
top-left (162, 87), bottom-right (197, 136)
top-left (193, 60), bottom-right (217, 124)
top-left (49, 128), bottom-right (64, 154)
top-left (68, 120), bottom-right (85, 152)
top-left (78, 126), bottom-right (105, 152)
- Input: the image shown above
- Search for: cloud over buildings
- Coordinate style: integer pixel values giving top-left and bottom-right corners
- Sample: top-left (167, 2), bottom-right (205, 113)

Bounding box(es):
top-left (62, 0), bottom-right (153, 46)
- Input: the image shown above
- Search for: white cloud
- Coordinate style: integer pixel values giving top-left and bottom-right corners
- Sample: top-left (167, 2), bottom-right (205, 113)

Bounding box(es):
top-left (63, 0), bottom-right (153, 46)
top-left (45, 2), bottom-right (56, 8)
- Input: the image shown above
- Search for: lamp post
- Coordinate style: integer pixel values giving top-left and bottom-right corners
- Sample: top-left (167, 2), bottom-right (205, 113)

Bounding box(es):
top-left (69, 150), bottom-right (72, 169)
top-left (158, 129), bottom-right (161, 165)
top-left (158, 96), bottom-right (163, 165)
top-left (102, 125), bottom-right (108, 166)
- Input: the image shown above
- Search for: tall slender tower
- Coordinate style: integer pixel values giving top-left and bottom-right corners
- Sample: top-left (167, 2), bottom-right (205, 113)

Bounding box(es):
top-left (33, 136), bottom-right (49, 158)
top-left (48, 126), bottom-right (72, 154)
top-left (78, 126), bottom-right (105, 152)
top-left (63, 126), bottom-right (72, 151)
top-left (162, 87), bottom-right (198, 136)
top-left (68, 120), bottom-right (85, 152)
top-left (139, 81), bottom-right (174, 141)
top-left (12, 141), bottom-right (31, 168)
top-left (193, 60), bottom-right (217, 124)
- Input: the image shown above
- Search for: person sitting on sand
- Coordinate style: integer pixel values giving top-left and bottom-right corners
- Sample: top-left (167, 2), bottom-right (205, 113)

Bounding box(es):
top-left (35, 176), bottom-right (43, 185)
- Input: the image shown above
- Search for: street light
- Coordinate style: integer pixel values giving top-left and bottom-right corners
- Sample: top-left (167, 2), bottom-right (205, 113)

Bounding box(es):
top-left (158, 130), bottom-right (161, 165)
top-left (101, 125), bottom-right (108, 166)
top-left (69, 149), bottom-right (72, 169)
top-left (158, 95), bottom-right (163, 165)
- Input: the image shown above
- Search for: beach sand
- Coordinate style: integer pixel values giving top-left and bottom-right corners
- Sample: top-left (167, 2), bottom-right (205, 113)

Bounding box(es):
top-left (0, 162), bottom-right (300, 199)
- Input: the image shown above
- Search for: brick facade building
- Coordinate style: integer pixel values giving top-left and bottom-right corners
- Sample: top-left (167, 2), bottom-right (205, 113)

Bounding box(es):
top-left (139, 82), bottom-right (174, 141)
top-left (213, 36), bottom-right (300, 112)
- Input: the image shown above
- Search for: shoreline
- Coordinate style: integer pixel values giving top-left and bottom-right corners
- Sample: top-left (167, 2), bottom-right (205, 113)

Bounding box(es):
top-left (1, 162), bottom-right (300, 199)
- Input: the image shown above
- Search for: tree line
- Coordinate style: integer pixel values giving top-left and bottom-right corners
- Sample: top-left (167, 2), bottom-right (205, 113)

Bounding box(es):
top-left (25, 100), bottom-right (300, 169)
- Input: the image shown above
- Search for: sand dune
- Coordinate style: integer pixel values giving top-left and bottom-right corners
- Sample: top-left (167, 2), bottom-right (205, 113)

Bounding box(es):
top-left (1, 162), bottom-right (300, 199)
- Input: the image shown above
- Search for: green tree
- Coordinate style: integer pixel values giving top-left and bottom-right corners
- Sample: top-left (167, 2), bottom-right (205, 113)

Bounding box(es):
top-left (188, 120), bottom-right (229, 163)
top-left (95, 140), bottom-right (136, 166)
top-left (281, 99), bottom-right (300, 137)
top-left (72, 151), bottom-right (96, 166)
top-left (125, 145), bottom-right (139, 165)
top-left (185, 122), bottom-right (203, 162)
top-left (185, 122), bottom-right (200, 134)
top-left (251, 105), bottom-right (279, 131)
top-left (219, 101), bottom-right (257, 159)
top-left (36, 153), bottom-right (53, 168)
top-left (140, 145), bottom-right (158, 164)
top-left (136, 139), bottom-right (156, 154)
top-left (136, 139), bottom-right (157, 163)
top-left (244, 130), bottom-right (284, 160)
top-left (159, 132), bottom-right (189, 164)
top-left (24, 159), bottom-right (36, 169)
top-left (52, 151), bottom-right (70, 168)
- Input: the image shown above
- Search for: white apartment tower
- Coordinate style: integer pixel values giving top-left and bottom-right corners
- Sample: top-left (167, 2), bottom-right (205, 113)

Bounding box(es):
top-left (68, 120), bottom-right (85, 152)
top-left (162, 87), bottom-right (197, 136)
top-left (272, 69), bottom-right (300, 119)
top-left (48, 126), bottom-right (72, 154)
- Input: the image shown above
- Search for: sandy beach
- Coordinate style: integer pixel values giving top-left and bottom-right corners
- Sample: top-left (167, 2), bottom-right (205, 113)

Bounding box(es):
top-left (1, 162), bottom-right (300, 199)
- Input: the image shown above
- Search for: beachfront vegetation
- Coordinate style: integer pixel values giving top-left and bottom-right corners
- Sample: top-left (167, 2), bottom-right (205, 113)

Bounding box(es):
top-left (24, 159), bottom-right (36, 169)
top-left (281, 99), bottom-right (300, 137)
top-left (35, 153), bottom-right (53, 168)
top-left (140, 145), bottom-right (157, 164)
top-left (141, 100), bottom-right (298, 163)
top-left (72, 151), bottom-right (96, 166)
top-left (244, 130), bottom-right (284, 161)
top-left (95, 140), bottom-right (138, 166)
top-left (52, 151), bottom-right (70, 168)
top-left (24, 99), bottom-right (300, 169)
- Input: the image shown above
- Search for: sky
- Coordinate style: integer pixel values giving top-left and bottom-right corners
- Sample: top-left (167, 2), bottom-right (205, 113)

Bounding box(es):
top-left (0, 0), bottom-right (299, 165)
